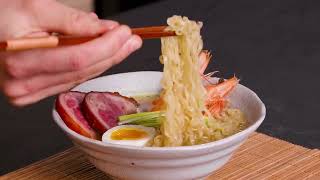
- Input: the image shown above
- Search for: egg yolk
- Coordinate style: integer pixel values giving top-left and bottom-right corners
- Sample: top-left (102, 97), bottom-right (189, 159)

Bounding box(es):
top-left (111, 128), bottom-right (148, 140)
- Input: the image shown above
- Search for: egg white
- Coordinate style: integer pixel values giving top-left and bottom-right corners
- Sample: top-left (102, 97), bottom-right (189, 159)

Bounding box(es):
top-left (102, 125), bottom-right (156, 147)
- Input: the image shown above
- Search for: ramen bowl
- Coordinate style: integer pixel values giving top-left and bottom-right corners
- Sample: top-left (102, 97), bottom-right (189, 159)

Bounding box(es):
top-left (52, 71), bottom-right (266, 180)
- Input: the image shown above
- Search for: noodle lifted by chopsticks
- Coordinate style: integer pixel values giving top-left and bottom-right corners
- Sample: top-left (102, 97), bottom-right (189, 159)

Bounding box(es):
top-left (153, 15), bottom-right (211, 146)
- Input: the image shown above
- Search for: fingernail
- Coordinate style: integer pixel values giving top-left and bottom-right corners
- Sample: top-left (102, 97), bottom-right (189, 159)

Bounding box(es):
top-left (100, 20), bottom-right (119, 30)
top-left (128, 36), bottom-right (142, 51)
top-left (89, 12), bottom-right (99, 19)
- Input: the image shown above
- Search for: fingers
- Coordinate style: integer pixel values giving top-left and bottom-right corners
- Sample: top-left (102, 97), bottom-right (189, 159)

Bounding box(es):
top-left (26, 0), bottom-right (115, 35)
top-left (10, 82), bottom-right (77, 107)
top-left (0, 0), bottom-right (144, 106)
top-left (4, 25), bottom-right (132, 79)
top-left (4, 35), bottom-right (142, 106)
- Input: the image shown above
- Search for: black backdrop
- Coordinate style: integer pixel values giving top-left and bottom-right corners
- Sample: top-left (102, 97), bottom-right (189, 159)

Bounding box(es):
top-left (95, 0), bottom-right (161, 17)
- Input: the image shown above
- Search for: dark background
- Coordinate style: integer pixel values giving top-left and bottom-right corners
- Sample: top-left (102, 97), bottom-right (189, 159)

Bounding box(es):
top-left (95, 0), bottom-right (161, 17)
top-left (1, 0), bottom-right (320, 175)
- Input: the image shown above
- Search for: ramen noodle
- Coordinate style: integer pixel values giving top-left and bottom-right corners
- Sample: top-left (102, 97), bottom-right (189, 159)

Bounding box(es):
top-left (152, 16), bottom-right (246, 147)
top-left (153, 16), bottom-right (209, 146)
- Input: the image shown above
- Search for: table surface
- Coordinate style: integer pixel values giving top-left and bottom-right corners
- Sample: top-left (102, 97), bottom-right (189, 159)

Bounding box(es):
top-left (1, 0), bottom-right (320, 175)
top-left (2, 133), bottom-right (320, 180)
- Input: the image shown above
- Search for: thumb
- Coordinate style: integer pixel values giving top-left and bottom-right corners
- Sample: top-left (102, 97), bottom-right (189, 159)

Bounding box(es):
top-left (31, 0), bottom-right (118, 36)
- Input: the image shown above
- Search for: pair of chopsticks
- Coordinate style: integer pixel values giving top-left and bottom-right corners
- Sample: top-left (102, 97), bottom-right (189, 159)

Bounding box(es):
top-left (0, 26), bottom-right (175, 51)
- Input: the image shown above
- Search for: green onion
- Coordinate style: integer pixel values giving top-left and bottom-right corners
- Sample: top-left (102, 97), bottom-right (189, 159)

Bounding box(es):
top-left (119, 111), bottom-right (163, 121)
top-left (118, 111), bottom-right (211, 128)
top-left (118, 111), bottom-right (164, 127)
top-left (205, 117), bottom-right (209, 127)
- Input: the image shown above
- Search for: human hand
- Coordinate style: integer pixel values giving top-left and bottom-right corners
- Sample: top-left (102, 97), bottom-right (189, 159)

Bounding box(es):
top-left (0, 0), bottom-right (142, 106)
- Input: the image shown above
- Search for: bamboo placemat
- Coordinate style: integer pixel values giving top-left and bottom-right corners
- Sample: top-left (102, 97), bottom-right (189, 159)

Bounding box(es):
top-left (1, 133), bottom-right (319, 180)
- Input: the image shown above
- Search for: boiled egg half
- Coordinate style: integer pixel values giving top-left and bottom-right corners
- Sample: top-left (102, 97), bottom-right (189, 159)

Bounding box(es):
top-left (102, 125), bottom-right (156, 147)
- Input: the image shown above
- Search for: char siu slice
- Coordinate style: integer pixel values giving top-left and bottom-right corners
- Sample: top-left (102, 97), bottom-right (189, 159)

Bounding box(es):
top-left (82, 92), bottom-right (138, 134)
top-left (56, 91), bottom-right (99, 139)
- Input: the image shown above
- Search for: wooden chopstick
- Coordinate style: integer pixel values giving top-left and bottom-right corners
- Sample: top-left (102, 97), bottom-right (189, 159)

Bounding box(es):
top-left (0, 42), bottom-right (6, 49)
top-left (0, 26), bottom-right (175, 51)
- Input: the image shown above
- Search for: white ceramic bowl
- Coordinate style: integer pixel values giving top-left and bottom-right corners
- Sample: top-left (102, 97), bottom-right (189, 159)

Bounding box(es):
top-left (52, 71), bottom-right (266, 180)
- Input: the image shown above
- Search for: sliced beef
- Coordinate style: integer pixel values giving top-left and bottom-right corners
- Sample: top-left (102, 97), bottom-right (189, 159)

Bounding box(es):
top-left (55, 91), bottom-right (99, 139)
top-left (82, 92), bottom-right (138, 134)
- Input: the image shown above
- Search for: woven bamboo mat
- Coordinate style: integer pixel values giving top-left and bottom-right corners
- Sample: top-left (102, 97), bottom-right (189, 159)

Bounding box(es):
top-left (1, 133), bottom-right (319, 180)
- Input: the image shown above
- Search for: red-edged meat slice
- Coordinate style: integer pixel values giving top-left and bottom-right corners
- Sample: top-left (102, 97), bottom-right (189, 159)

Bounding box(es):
top-left (56, 91), bottom-right (99, 139)
top-left (82, 92), bottom-right (138, 134)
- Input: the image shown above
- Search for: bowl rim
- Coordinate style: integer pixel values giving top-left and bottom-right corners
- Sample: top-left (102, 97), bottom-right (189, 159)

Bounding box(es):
top-left (52, 71), bottom-right (266, 151)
